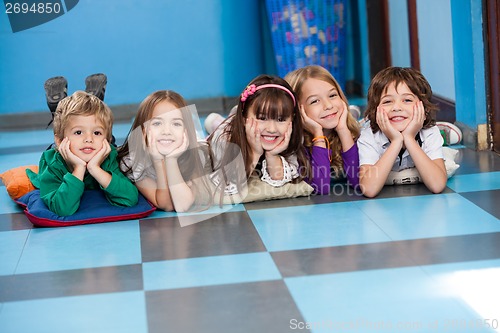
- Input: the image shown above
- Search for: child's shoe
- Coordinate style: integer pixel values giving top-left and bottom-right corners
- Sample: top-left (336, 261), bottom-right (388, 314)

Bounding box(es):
top-left (349, 105), bottom-right (361, 120)
top-left (436, 121), bottom-right (462, 145)
top-left (85, 73), bottom-right (107, 101)
top-left (44, 76), bottom-right (68, 125)
top-left (204, 113), bottom-right (226, 135)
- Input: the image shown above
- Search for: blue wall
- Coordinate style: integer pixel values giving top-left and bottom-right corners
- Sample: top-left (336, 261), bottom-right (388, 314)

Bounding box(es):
top-left (0, 0), bottom-right (266, 115)
top-left (388, 0), bottom-right (411, 68)
top-left (417, 0), bottom-right (455, 101)
top-left (1, 0), bottom-right (361, 116)
top-left (387, 0), bottom-right (455, 100)
top-left (451, 0), bottom-right (487, 127)
top-left (386, 0), bottom-right (486, 129)
top-left (1, 0), bottom-right (487, 131)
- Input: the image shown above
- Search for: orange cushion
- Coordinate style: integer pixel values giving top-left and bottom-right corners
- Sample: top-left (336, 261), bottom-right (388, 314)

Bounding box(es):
top-left (0, 165), bottom-right (38, 200)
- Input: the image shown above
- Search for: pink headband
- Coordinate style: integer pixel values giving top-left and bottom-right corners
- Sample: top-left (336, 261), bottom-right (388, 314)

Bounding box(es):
top-left (240, 84), bottom-right (296, 106)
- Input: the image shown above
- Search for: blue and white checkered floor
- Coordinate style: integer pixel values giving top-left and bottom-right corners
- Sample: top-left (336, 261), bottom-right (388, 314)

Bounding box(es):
top-left (1, 123), bottom-right (500, 333)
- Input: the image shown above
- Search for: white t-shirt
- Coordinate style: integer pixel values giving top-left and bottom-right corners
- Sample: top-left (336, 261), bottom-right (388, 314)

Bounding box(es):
top-left (357, 122), bottom-right (444, 172)
top-left (120, 154), bottom-right (157, 182)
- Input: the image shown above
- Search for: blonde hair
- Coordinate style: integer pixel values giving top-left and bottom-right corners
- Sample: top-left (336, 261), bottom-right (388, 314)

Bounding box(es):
top-left (285, 65), bottom-right (360, 177)
top-left (53, 91), bottom-right (113, 141)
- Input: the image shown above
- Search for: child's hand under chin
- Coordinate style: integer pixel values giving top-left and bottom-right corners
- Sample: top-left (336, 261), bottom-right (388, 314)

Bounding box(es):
top-left (245, 117), bottom-right (264, 158)
top-left (146, 131), bottom-right (164, 161)
top-left (300, 105), bottom-right (323, 137)
top-left (58, 137), bottom-right (86, 170)
top-left (87, 139), bottom-right (111, 170)
top-left (165, 132), bottom-right (189, 160)
top-left (402, 100), bottom-right (425, 140)
top-left (335, 101), bottom-right (350, 132)
top-left (376, 106), bottom-right (403, 143)
top-left (267, 122), bottom-right (292, 156)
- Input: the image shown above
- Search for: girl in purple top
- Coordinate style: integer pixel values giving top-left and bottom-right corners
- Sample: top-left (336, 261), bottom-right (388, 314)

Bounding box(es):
top-left (285, 65), bottom-right (361, 194)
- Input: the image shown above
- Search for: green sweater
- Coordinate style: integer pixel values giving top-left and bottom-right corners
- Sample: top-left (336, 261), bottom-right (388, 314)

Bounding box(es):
top-left (27, 145), bottom-right (138, 216)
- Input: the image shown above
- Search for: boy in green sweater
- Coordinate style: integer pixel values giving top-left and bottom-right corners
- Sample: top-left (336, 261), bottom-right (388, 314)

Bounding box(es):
top-left (28, 91), bottom-right (138, 216)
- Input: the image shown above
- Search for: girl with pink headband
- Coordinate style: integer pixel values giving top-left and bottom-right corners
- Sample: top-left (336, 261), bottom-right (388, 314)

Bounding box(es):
top-left (207, 74), bottom-right (308, 194)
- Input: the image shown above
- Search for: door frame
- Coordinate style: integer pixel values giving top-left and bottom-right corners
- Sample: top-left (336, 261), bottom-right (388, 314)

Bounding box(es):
top-left (365, 0), bottom-right (391, 78)
top-left (485, 0), bottom-right (500, 153)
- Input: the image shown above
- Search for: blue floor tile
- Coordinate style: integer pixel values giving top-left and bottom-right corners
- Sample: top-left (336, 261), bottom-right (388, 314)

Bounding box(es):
top-left (1, 117), bottom-right (499, 333)
top-left (285, 267), bottom-right (497, 333)
top-left (16, 221), bottom-right (142, 274)
top-left (143, 252), bottom-right (281, 290)
top-left (249, 202), bottom-right (391, 252)
top-left (0, 230), bottom-right (29, 276)
top-left (355, 193), bottom-right (500, 241)
top-left (0, 190), bottom-right (24, 215)
top-left (447, 172), bottom-right (500, 192)
top-left (420, 259), bottom-right (500, 327)
top-left (144, 203), bottom-right (246, 227)
top-left (0, 291), bottom-right (148, 333)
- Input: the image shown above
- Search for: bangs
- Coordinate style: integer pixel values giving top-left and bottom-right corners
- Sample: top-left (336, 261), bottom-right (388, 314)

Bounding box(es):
top-left (251, 90), bottom-right (294, 120)
top-left (382, 70), bottom-right (419, 96)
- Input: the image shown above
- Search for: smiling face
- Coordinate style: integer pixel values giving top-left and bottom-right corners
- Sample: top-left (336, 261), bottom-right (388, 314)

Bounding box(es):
top-left (57, 115), bottom-right (106, 163)
top-left (147, 101), bottom-right (186, 155)
top-left (300, 78), bottom-right (345, 132)
top-left (378, 81), bottom-right (418, 132)
top-left (246, 104), bottom-right (291, 151)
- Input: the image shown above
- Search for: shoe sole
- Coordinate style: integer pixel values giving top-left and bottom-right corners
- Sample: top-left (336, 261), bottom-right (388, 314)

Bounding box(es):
top-left (85, 73), bottom-right (107, 99)
top-left (44, 76), bottom-right (68, 104)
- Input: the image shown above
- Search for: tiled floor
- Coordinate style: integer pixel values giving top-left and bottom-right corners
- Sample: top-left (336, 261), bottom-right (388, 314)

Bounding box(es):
top-left (1, 123), bottom-right (500, 333)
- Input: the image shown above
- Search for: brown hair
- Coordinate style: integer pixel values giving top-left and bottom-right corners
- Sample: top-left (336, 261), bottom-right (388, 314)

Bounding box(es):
top-left (53, 91), bottom-right (113, 142)
top-left (365, 66), bottom-right (438, 133)
top-left (124, 90), bottom-right (188, 151)
top-left (208, 74), bottom-right (307, 180)
top-left (118, 90), bottom-right (213, 209)
top-left (285, 65), bottom-right (360, 177)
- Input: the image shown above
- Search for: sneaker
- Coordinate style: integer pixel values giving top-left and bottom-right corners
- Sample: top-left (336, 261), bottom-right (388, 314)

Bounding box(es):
top-left (44, 76), bottom-right (68, 125)
top-left (204, 113), bottom-right (226, 135)
top-left (85, 73), bottom-right (107, 101)
top-left (436, 121), bottom-right (462, 145)
top-left (349, 105), bottom-right (361, 120)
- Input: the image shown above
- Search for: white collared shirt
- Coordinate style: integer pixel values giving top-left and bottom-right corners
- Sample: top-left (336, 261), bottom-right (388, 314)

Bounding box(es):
top-left (357, 122), bottom-right (444, 171)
